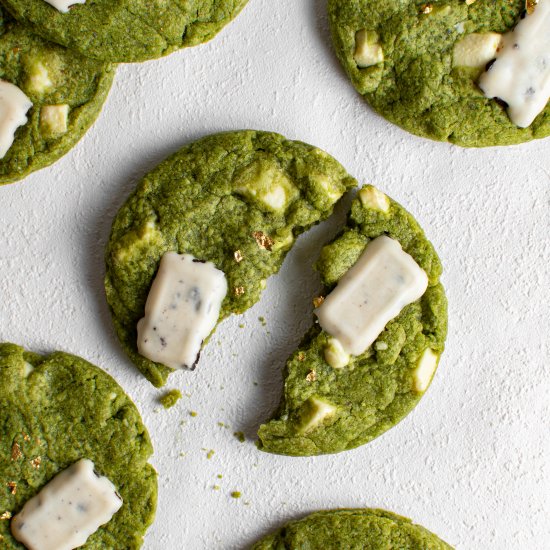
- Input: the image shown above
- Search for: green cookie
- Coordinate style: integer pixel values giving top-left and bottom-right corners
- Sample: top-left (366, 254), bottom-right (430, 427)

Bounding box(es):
top-left (251, 509), bottom-right (453, 549)
top-left (1, 0), bottom-right (249, 63)
top-left (0, 8), bottom-right (114, 185)
top-left (105, 130), bottom-right (356, 387)
top-left (0, 343), bottom-right (157, 549)
top-left (258, 185), bottom-right (447, 456)
top-left (328, 0), bottom-right (550, 147)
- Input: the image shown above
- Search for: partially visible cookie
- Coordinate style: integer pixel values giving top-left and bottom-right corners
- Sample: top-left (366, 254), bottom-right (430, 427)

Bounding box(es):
top-left (105, 130), bottom-right (356, 387)
top-left (0, 7), bottom-right (114, 185)
top-left (258, 185), bottom-right (447, 456)
top-left (1, 0), bottom-right (249, 63)
top-left (328, 0), bottom-right (550, 146)
top-left (0, 343), bottom-right (157, 549)
top-left (251, 509), bottom-right (453, 549)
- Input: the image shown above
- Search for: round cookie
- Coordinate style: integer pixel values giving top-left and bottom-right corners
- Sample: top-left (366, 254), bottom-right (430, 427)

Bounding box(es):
top-left (0, 343), bottom-right (157, 548)
top-left (1, 0), bottom-right (249, 63)
top-left (0, 8), bottom-right (114, 185)
top-left (105, 130), bottom-right (356, 387)
top-left (328, 0), bottom-right (550, 147)
top-left (258, 186), bottom-right (447, 456)
top-left (251, 509), bottom-right (453, 549)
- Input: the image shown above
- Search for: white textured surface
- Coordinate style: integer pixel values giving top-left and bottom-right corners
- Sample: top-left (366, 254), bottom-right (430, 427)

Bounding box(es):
top-left (1, 1), bottom-right (549, 548)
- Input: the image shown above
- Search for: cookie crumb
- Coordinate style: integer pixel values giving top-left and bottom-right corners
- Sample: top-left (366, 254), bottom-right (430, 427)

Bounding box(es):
top-left (230, 491), bottom-right (242, 499)
top-left (206, 450), bottom-right (215, 459)
top-left (234, 431), bottom-right (245, 443)
top-left (190, 411), bottom-right (198, 417)
top-left (159, 389), bottom-right (182, 409)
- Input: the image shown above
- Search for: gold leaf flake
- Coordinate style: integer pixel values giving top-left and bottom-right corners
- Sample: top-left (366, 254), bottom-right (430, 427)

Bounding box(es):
top-left (7, 482), bottom-right (17, 495)
top-left (420, 3), bottom-right (433, 13)
top-left (234, 250), bottom-right (244, 263)
top-left (30, 456), bottom-right (42, 469)
top-left (306, 370), bottom-right (317, 383)
top-left (234, 286), bottom-right (245, 296)
top-left (22, 433), bottom-right (30, 442)
top-left (0, 511), bottom-right (11, 520)
top-left (526, 0), bottom-right (538, 14)
top-left (297, 352), bottom-right (306, 362)
top-left (11, 442), bottom-right (22, 461)
top-left (312, 296), bottom-right (325, 308)
top-left (252, 231), bottom-right (274, 251)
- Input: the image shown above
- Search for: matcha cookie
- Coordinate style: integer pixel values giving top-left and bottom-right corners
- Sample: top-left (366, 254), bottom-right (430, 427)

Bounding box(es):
top-left (328, 0), bottom-right (550, 146)
top-left (1, 0), bottom-right (249, 63)
top-left (251, 509), bottom-right (453, 549)
top-left (105, 130), bottom-right (356, 387)
top-left (0, 7), bottom-right (114, 185)
top-left (0, 343), bottom-right (157, 548)
top-left (258, 185), bottom-right (447, 456)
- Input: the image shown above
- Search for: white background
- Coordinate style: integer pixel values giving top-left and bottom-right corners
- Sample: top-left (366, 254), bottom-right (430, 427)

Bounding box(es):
top-left (1, 1), bottom-right (549, 548)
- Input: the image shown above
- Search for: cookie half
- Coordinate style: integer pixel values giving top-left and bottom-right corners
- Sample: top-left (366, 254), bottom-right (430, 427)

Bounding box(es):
top-left (1, 0), bottom-right (249, 63)
top-left (251, 509), bottom-right (453, 549)
top-left (328, 0), bottom-right (550, 146)
top-left (105, 130), bottom-right (356, 387)
top-left (257, 186), bottom-right (447, 456)
top-left (0, 343), bottom-right (157, 548)
top-left (0, 7), bottom-right (114, 184)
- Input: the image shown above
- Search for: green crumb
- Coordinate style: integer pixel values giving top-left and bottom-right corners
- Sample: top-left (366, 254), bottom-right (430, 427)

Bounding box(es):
top-left (217, 474), bottom-right (223, 479)
top-left (190, 411), bottom-right (198, 417)
top-left (218, 422), bottom-right (227, 428)
top-left (259, 316), bottom-right (267, 326)
top-left (206, 450), bottom-right (215, 459)
top-left (159, 389), bottom-right (182, 409)
top-left (231, 491), bottom-right (242, 499)
top-left (253, 382), bottom-right (258, 386)
top-left (239, 323), bottom-right (245, 329)
top-left (234, 431), bottom-right (246, 443)
top-left (213, 485), bottom-right (221, 491)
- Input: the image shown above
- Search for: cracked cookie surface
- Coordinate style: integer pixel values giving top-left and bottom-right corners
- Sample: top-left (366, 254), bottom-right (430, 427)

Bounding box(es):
top-left (1, 0), bottom-right (249, 62)
top-left (105, 130), bottom-right (356, 387)
top-left (328, 0), bottom-right (549, 146)
top-left (0, 7), bottom-right (114, 184)
top-left (252, 508), bottom-right (453, 549)
top-left (0, 343), bottom-right (157, 549)
top-left (257, 187), bottom-right (447, 456)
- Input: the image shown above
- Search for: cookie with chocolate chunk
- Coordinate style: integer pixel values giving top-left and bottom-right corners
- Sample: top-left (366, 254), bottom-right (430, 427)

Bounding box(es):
top-left (105, 130), bottom-right (355, 387)
top-left (257, 185), bottom-right (447, 456)
top-left (328, 0), bottom-right (549, 146)
top-left (0, 7), bottom-right (114, 185)
top-left (1, 0), bottom-right (249, 63)
top-left (0, 343), bottom-right (157, 549)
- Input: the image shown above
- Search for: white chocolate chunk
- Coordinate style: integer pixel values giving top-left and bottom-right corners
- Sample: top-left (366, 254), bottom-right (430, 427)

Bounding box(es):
top-left (42, 0), bottom-right (86, 14)
top-left (315, 235), bottom-right (428, 356)
top-left (41, 104), bottom-right (69, 135)
top-left (324, 337), bottom-right (350, 369)
top-left (137, 252), bottom-right (228, 370)
top-left (358, 184), bottom-right (390, 213)
top-left (413, 348), bottom-right (439, 392)
top-left (297, 397), bottom-right (337, 434)
top-left (453, 33), bottom-right (503, 68)
top-left (0, 81), bottom-right (32, 159)
top-left (28, 62), bottom-right (53, 94)
top-left (478, 0), bottom-right (550, 127)
top-left (354, 29), bottom-right (384, 68)
top-left (11, 459), bottom-right (122, 550)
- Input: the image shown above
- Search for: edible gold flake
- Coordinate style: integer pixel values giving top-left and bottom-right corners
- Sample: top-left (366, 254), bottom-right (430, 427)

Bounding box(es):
top-left (234, 250), bottom-right (244, 263)
top-left (297, 352), bottom-right (306, 362)
top-left (0, 511), bottom-right (11, 520)
top-left (30, 456), bottom-right (42, 469)
top-left (234, 286), bottom-right (245, 296)
top-left (526, 0), bottom-right (538, 14)
top-left (22, 433), bottom-right (30, 442)
top-left (11, 442), bottom-right (22, 461)
top-left (420, 3), bottom-right (433, 13)
top-left (7, 482), bottom-right (17, 495)
top-left (252, 231), bottom-right (274, 251)
top-left (306, 370), bottom-right (317, 383)
top-left (313, 296), bottom-right (325, 308)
